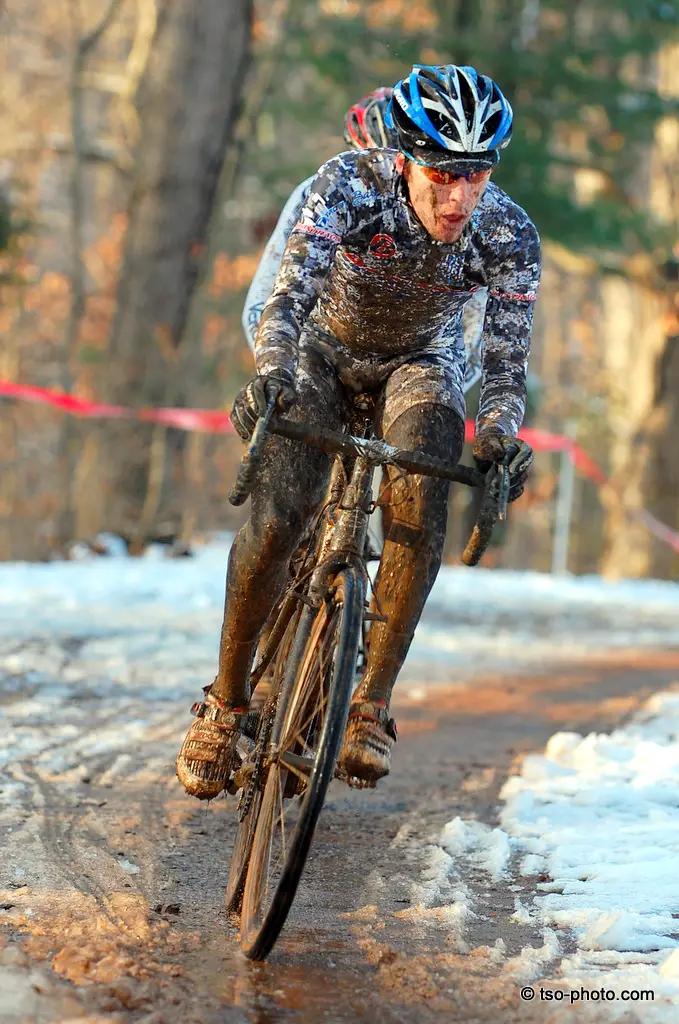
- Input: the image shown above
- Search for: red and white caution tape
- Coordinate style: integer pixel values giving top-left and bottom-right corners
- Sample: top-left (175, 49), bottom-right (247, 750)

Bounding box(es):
top-left (0, 380), bottom-right (234, 433)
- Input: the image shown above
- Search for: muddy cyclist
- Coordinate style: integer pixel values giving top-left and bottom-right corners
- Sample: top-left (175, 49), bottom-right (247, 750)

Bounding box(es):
top-left (177, 63), bottom-right (541, 800)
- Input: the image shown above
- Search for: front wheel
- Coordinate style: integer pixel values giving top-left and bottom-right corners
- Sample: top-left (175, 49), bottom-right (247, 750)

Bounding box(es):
top-left (239, 566), bottom-right (364, 961)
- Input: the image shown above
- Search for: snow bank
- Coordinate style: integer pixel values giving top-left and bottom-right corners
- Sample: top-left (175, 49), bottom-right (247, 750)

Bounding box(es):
top-left (434, 689), bottom-right (679, 1018)
top-left (409, 566), bottom-right (679, 674)
top-left (500, 689), bottom-right (679, 963)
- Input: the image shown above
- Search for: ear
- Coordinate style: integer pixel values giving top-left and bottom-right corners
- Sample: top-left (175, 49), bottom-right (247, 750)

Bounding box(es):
top-left (395, 152), bottom-right (406, 175)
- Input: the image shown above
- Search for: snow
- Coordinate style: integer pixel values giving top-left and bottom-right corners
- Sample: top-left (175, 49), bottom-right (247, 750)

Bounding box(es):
top-left (1, 536), bottom-right (679, 684)
top-left (428, 689), bottom-right (679, 1018)
top-left (500, 691), bottom-right (679, 964)
top-left (409, 566), bottom-right (679, 676)
top-left (440, 817), bottom-right (510, 881)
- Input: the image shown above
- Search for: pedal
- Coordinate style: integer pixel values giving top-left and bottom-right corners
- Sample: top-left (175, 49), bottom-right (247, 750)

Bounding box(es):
top-left (346, 775), bottom-right (377, 790)
top-left (232, 759), bottom-right (255, 791)
top-left (334, 763), bottom-right (377, 789)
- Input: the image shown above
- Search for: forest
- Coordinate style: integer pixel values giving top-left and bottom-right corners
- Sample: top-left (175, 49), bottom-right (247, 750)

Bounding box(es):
top-left (0, 0), bottom-right (678, 577)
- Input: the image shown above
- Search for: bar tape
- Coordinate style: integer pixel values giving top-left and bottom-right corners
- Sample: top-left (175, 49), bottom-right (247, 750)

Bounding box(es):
top-left (1, 379), bottom-right (678, 553)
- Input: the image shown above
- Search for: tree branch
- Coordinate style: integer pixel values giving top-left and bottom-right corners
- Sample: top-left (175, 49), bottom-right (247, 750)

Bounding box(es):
top-left (80, 0), bottom-right (126, 56)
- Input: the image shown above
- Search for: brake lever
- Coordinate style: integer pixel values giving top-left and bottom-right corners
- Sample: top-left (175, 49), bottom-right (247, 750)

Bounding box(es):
top-left (498, 453), bottom-right (511, 522)
top-left (228, 396), bottom-right (278, 506)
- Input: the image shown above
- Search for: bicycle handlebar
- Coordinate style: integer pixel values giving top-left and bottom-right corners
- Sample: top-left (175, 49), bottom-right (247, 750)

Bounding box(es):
top-left (269, 417), bottom-right (485, 488)
top-left (228, 411), bottom-right (508, 566)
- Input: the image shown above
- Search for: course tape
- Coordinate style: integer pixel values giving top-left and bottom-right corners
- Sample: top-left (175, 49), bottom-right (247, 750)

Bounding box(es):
top-left (2, 379), bottom-right (678, 553)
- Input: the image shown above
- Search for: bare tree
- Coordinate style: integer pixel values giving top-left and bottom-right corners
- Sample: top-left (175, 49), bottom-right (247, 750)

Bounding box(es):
top-left (55, 0), bottom-right (126, 549)
top-left (102, 0), bottom-right (253, 545)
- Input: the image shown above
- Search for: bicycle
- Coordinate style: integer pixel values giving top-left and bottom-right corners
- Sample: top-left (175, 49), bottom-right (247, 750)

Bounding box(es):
top-left (223, 392), bottom-right (515, 961)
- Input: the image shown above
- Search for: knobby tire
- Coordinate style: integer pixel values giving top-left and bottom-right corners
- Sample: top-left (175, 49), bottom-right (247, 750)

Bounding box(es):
top-left (239, 565), bottom-right (364, 961)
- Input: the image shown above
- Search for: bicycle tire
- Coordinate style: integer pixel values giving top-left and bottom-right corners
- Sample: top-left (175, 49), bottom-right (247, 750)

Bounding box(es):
top-left (225, 601), bottom-right (303, 913)
top-left (239, 565), bottom-right (364, 961)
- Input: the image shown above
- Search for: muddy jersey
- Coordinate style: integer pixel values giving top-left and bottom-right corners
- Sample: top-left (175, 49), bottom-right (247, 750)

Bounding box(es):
top-left (255, 149), bottom-right (540, 436)
top-left (242, 177), bottom-right (313, 348)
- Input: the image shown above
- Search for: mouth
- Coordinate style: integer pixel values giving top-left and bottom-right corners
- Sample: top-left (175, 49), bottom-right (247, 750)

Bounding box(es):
top-left (440, 214), bottom-right (466, 225)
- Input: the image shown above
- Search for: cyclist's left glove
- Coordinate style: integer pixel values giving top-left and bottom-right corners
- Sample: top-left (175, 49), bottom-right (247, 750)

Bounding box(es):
top-left (230, 372), bottom-right (296, 441)
top-left (472, 431), bottom-right (534, 502)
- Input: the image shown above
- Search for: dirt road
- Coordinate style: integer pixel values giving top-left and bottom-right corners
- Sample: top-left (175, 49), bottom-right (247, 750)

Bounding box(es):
top-left (3, 647), bottom-right (679, 1023)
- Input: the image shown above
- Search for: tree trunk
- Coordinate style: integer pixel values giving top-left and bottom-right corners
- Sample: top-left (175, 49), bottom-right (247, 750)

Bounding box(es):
top-left (102, 0), bottom-right (253, 542)
top-left (599, 44), bottom-right (679, 581)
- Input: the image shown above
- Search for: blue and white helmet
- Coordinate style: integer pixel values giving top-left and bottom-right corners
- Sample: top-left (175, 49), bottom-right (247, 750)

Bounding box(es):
top-left (389, 64), bottom-right (513, 170)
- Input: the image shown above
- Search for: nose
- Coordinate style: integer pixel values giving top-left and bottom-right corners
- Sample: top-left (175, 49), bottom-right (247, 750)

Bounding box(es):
top-left (450, 176), bottom-right (474, 199)
top-left (438, 177), bottom-right (473, 213)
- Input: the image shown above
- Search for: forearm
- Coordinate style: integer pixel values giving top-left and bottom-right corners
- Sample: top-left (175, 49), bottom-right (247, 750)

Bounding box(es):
top-left (476, 297), bottom-right (533, 436)
top-left (255, 297), bottom-right (301, 380)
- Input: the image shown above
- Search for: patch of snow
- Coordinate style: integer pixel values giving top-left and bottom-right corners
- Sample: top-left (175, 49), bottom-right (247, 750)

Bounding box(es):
top-left (503, 928), bottom-right (562, 983)
top-left (118, 858), bottom-right (140, 875)
top-left (512, 899), bottom-right (534, 925)
top-left (434, 688), bottom-right (679, 1017)
top-left (440, 817), bottom-right (510, 880)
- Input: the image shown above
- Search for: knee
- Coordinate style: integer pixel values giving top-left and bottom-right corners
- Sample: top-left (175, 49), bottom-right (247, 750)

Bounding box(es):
top-left (385, 403), bottom-right (465, 466)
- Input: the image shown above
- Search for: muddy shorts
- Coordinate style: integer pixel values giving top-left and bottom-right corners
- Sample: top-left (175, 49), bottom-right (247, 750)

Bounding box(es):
top-left (295, 324), bottom-right (467, 438)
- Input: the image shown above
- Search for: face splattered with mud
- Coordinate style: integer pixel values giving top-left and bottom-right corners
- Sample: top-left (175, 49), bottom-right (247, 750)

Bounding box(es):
top-left (255, 149), bottom-right (541, 437)
top-left (400, 157), bottom-right (491, 244)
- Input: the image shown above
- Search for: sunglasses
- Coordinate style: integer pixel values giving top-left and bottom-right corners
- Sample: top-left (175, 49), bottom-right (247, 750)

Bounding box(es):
top-left (419, 164), bottom-right (491, 185)
top-left (405, 154), bottom-right (491, 185)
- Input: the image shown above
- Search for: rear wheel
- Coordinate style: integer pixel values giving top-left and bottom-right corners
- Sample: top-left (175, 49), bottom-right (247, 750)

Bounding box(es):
top-left (239, 566), bottom-right (364, 961)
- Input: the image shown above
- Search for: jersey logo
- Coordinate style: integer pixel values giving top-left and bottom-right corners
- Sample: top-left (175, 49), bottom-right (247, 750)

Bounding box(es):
top-left (368, 233), bottom-right (397, 259)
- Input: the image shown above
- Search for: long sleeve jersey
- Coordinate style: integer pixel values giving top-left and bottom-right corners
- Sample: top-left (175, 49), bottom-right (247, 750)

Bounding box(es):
top-left (254, 149), bottom-right (541, 436)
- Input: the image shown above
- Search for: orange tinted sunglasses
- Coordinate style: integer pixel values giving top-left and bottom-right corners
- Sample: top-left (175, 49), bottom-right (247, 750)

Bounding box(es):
top-left (419, 164), bottom-right (490, 185)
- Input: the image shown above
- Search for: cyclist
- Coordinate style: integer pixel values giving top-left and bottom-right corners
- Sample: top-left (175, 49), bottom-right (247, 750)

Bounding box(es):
top-left (177, 64), bottom-right (541, 799)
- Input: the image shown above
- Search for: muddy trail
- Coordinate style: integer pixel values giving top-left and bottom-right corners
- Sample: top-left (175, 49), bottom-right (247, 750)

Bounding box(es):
top-left (2, 645), bottom-right (679, 1024)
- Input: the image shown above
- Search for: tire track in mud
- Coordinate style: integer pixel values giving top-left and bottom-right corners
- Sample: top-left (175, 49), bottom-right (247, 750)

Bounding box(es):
top-left (2, 645), bottom-right (679, 1022)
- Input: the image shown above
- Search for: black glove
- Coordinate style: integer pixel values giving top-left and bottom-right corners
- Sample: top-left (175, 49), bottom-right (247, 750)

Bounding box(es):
top-left (472, 431), bottom-right (533, 502)
top-left (230, 373), bottom-right (296, 441)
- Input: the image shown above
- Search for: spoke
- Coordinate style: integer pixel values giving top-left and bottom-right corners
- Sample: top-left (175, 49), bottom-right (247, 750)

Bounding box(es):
top-left (280, 755), bottom-right (312, 785)
top-left (270, 790), bottom-right (302, 879)
top-left (264, 777), bottom-right (278, 907)
top-left (282, 662), bottom-right (321, 746)
top-left (294, 691), bottom-right (329, 747)
top-left (278, 771), bottom-right (286, 861)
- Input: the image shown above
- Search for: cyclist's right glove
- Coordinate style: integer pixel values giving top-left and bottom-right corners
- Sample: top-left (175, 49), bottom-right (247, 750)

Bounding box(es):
top-left (472, 431), bottom-right (534, 502)
top-left (230, 372), bottom-right (296, 441)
